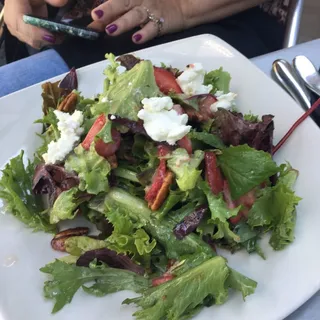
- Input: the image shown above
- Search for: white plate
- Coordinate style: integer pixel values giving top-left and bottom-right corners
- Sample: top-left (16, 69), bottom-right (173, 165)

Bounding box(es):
top-left (0, 34), bottom-right (319, 320)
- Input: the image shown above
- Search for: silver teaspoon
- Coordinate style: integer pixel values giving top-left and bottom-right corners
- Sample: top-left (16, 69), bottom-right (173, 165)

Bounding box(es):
top-left (293, 55), bottom-right (320, 97)
top-left (272, 59), bottom-right (311, 111)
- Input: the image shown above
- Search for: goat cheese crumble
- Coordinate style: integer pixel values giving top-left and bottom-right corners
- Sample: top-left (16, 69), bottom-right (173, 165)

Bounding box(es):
top-left (43, 110), bottom-right (84, 164)
top-left (210, 92), bottom-right (237, 112)
top-left (177, 63), bottom-right (212, 96)
top-left (138, 97), bottom-right (191, 145)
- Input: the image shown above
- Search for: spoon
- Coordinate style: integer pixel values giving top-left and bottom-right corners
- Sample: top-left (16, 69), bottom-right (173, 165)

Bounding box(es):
top-left (272, 59), bottom-right (311, 111)
top-left (293, 55), bottom-right (320, 97)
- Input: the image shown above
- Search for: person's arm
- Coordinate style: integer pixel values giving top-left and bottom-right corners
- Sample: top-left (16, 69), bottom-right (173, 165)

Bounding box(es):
top-left (181, 0), bottom-right (268, 28)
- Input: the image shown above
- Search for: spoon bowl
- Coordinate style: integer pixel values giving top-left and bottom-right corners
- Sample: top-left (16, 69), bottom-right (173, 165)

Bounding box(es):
top-left (272, 59), bottom-right (311, 111)
top-left (293, 55), bottom-right (320, 96)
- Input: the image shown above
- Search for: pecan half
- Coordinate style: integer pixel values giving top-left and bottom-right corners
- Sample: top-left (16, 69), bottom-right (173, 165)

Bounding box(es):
top-left (51, 227), bottom-right (89, 252)
top-left (57, 92), bottom-right (78, 112)
top-left (150, 171), bottom-right (174, 211)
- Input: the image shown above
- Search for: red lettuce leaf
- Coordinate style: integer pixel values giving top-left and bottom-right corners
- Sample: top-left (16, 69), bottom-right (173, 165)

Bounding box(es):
top-left (212, 109), bottom-right (274, 153)
top-left (76, 248), bottom-right (145, 275)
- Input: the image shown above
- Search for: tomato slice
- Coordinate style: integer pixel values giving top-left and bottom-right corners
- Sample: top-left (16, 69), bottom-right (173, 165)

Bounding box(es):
top-left (177, 135), bottom-right (192, 154)
top-left (82, 114), bottom-right (106, 150)
top-left (152, 274), bottom-right (175, 287)
top-left (205, 152), bottom-right (224, 195)
top-left (154, 67), bottom-right (183, 94)
top-left (95, 128), bottom-right (121, 158)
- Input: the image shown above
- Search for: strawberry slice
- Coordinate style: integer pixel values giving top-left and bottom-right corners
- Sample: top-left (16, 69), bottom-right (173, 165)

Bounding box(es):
top-left (154, 67), bottom-right (183, 94)
top-left (95, 128), bottom-right (121, 158)
top-left (82, 114), bottom-right (121, 158)
top-left (205, 152), bottom-right (224, 195)
top-left (223, 181), bottom-right (257, 224)
top-left (152, 274), bottom-right (175, 287)
top-left (177, 135), bottom-right (192, 154)
top-left (145, 145), bottom-right (172, 209)
top-left (82, 114), bottom-right (106, 150)
top-left (223, 181), bottom-right (242, 224)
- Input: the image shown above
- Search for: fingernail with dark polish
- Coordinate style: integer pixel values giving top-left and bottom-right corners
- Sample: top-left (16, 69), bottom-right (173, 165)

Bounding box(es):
top-left (106, 24), bottom-right (117, 34)
top-left (43, 35), bottom-right (56, 44)
top-left (133, 34), bottom-right (142, 42)
top-left (94, 9), bottom-right (104, 19)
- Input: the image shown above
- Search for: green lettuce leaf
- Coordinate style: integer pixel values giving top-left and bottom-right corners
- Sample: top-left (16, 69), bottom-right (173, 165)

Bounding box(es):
top-left (248, 165), bottom-right (301, 250)
top-left (113, 167), bottom-right (140, 183)
top-left (123, 256), bottom-right (230, 320)
top-left (90, 188), bottom-right (257, 319)
top-left (212, 221), bottom-right (240, 243)
top-left (233, 222), bottom-right (265, 258)
top-left (132, 134), bottom-right (148, 159)
top-left (167, 149), bottom-right (204, 191)
top-left (170, 202), bottom-right (197, 223)
top-left (96, 120), bottom-right (113, 144)
top-left (218, 145), bottom-right (279, 199)
top-left (188, 131), bottom-right (225, 149)
top-left (41, 260), bottom-right (149, 313)
top-left (156, 190), bottom-right (186, 220)
top-left (103, 53), bottom-right (121, 92)
top-left (64, 236), bottom-right (107, 256)
top-left (199, 180), bottom-right (239, 223)
top-left (34, 108), bottom-right (59, 132)
top-left (227, 268), bottom-right (257, 300)
top-left (104, 208), bottom-right (156, 262)
top-left (34, 109), bottom-right (60, 163)
top-left (0, 151), bottom-right (55, 232)
top-left (65, 145), bottom-right (111, 195)
top-left (95, 188), bottom-right (214, 260)
top-left (204, 67), bottom-right (231, 94)
top-left (56, 255), bottom-right (79, 264)
top-left (168, 92), bottom-right (199, 111)
top-left (243, 112), bottom-right (259, 123)
top-left (49, 187), bottom-right (84, 224)
top-left (199, 180), bottom-right (240, 242)
top-left (95, 60), bottom-right (161, 121)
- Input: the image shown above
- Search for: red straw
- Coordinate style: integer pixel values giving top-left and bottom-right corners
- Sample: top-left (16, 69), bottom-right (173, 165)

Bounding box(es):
top-left (273, 97), bottom-right (320, 155)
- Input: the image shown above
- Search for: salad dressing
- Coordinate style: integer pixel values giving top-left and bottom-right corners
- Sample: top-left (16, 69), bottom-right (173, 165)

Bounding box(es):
top-left (2, 255), bottom-right (18, 268)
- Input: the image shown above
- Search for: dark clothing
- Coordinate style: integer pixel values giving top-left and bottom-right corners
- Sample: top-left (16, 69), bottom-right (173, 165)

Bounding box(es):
top-left (4, 6), bottom-right (285, 68)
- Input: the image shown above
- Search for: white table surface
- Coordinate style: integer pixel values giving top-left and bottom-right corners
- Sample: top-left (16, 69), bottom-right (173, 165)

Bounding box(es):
top-left (251, 38), bottom-right (320, 320)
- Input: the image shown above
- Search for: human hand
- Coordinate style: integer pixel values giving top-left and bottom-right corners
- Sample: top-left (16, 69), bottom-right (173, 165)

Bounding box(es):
top-left (4, 0), bottom-right (68, 49)
top-left (89, 0), bottom-right (185, 44)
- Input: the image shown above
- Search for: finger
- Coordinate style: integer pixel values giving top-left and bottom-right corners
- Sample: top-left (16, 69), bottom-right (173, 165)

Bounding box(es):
top-left (5, 1), bottom-right (56, 49)
top-left (91, 0), bottom-right (139, 25)
top-left (105, 6), bottom-right (147, 36)
top-left (87, 21), bottom-right (106, 32)
top-left (45, 0), bottom-right (69, 7)
top-left (132, 21), bottom-right (158, 44)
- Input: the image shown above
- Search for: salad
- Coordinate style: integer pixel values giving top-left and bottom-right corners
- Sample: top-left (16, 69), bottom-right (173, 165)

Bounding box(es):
top-left (0, 53), bottom-right (302, 319)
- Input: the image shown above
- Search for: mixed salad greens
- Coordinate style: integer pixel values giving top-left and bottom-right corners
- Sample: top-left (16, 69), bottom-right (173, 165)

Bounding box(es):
top-left (0, 53), bottom-right (302, 319)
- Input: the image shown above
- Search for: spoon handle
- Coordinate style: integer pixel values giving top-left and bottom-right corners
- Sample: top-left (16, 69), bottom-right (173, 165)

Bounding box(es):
top-left (272, 59), bottom-right (311, 111)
